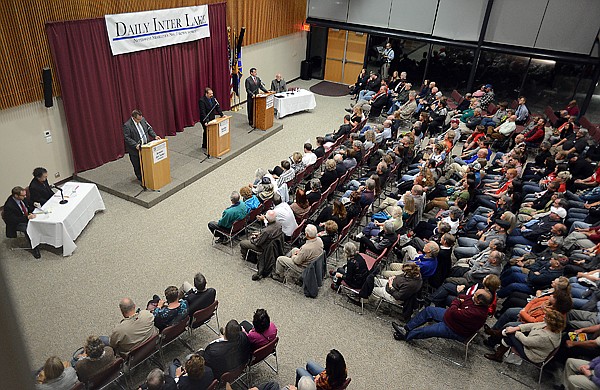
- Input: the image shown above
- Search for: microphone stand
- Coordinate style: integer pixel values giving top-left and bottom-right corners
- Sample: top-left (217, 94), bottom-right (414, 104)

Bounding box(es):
top-left (248, 91), bottom-right (258, 134)
top-left (199, 101), bottom-right (222, 163)
top-left (55, 186), bottom-right (68, 204)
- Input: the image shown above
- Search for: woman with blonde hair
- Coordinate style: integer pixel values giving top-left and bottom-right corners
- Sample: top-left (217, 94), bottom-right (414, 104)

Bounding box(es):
top-left (364, 130), bottom-right (376, 150)
top-left (485, 309), bottom-right (565, 363)
top-left (290, 151), bottom-right (306, 173)
top-left (501, 211), bottom-right (517, 234)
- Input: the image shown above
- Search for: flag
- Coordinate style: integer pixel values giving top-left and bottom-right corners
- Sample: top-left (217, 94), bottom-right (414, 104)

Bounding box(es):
top-left (227, 27), bottom-right (234, 105)
top-left (234, 47), bottom-right (242, 97)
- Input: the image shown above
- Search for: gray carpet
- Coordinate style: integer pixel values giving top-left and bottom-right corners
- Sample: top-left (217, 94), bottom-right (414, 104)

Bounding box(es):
top-left (1, 79), bottom-right (540, 389)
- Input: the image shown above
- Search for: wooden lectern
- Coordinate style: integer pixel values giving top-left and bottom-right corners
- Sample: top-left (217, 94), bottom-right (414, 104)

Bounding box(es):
top-left (140, 139), bottom-right (171, 190)
top-left (254, 92), bottom-right (275, 130)
top-left (207, 115), bottom-right (232, 157)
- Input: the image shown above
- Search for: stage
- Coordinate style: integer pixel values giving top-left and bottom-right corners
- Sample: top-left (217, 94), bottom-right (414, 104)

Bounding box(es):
top-left (75, 111), bottom-right (283, 208)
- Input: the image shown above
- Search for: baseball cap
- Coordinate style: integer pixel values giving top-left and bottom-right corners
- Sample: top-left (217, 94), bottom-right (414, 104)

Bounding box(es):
top-left (450, 118), bottom-right (459, 124)
top-left (550, 206), bottom-right (567, 219)
top-left (485, 84), bottom-right (493, 89)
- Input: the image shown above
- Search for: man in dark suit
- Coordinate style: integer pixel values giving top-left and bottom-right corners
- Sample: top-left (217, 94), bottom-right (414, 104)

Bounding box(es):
top-left (182, 272), bottom-right (217, 315)
top-left (198, 87), bottom-right (224, 150)
top-left (245, 67), bottom-right (268, 127)
top-left (200, 319), bottom-right (251, 378)
top-left (122, 109), bottom-right (161, 182)
top-left (28, 167), bottom-right (54, 206)
top-left (3, 186), bottom-right (40, 258)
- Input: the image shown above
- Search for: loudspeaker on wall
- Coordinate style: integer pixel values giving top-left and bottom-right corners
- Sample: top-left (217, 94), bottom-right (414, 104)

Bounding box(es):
top-left (42, 67), bottom-right (53, 108)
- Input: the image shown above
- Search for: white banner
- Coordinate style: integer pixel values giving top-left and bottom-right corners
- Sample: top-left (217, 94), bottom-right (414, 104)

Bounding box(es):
top-left (219, 119), bottom-right (229, 137)
top-left (105, 5), bottom-right (210, 56)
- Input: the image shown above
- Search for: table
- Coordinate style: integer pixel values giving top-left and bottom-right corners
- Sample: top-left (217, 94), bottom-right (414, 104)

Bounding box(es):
top-left (27, 182), bottom-right (105, 256)
top-left (273, 88), bottom-right (316, 119)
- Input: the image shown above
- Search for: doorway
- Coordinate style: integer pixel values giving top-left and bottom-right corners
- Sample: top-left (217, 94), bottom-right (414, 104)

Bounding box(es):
top-left (324, 29), bottom-right (367, 85)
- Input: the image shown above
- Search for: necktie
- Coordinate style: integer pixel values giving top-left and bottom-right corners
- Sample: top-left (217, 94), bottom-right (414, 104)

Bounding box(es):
top-left (137, 122), bottom-right (147, 144)
top-left (20, 201), bottom-right (27, 215)
top-left (253, 77), bottom-right (257, 84)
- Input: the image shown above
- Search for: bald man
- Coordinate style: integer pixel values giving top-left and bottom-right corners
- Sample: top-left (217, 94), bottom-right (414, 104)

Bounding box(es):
top-left (271, 73), bottom-right (287, 93)
top-left (109, 298), bottom-right (158, 358)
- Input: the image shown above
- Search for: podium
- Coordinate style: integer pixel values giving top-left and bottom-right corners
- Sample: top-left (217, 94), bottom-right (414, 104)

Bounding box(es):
top-left (207, 115), bottom-right (232, 157)
top-left (254, 92), bottom-right (275, 130)
top-left (140, 139), bottom-right (171, 190)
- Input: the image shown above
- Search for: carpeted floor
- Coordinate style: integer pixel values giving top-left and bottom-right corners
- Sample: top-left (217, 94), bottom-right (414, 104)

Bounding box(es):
top-left (1, 79), bottom-right (540, 389)
top-left (309, 81), bottom-right (351, 97)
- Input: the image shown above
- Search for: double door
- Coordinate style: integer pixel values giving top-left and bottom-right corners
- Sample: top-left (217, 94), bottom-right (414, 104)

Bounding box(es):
top-left (324, 29), bottom-right (367, 85)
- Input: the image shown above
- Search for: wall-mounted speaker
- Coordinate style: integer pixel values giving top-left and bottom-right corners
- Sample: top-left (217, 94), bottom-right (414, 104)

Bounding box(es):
top-left (42, 67), bottom-right (53, 108)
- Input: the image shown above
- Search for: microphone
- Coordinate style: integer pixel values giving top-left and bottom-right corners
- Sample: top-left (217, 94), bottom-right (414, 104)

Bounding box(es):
top-left (53, 185), bottom-right (68, 205)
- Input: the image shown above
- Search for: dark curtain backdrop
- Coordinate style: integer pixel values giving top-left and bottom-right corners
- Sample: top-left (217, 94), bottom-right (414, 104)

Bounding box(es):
top-left (45, 3), bottom-right (229, 173)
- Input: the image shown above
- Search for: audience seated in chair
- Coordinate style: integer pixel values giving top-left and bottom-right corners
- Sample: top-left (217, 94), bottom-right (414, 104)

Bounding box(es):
top-left (241, 308), bottom-right (278, 350)
top-left (168, 354), bottom-right (214, 390)
top-left (110, 298), bottom-right (158, 359)
top-left (331, 242), bottom-right (368, 291)
top-left (147, 286), bottom-right (188, 332)
top-left (207, 191), bottom-right (247, 245)
top-left (138, 368), bottom-right (176, 390)
top-left (392, 289), bottom-right (492, 342)
top-left (198, 319), bottom-right (252, 379)
top-left (35, 356), bottom-right (78, 390)
top-left (296, 349), bottom-right (348, 390)
top-left (272, 224), bottom-right (323, 283)
top-left (72, 335), bottom-right (116, 384)
top-left (180, 272), bottom-right (217, 315)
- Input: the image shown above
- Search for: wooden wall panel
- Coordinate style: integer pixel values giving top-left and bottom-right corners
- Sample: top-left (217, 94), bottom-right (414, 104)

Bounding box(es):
top-left (0, 0), bottom-right (306, 110)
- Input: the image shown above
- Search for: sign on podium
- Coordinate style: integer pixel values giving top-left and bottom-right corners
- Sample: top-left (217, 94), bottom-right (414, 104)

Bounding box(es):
top-left (140, 138), bottom-right (171, 190)
top-left (207, 115), bottom-right (232, 157)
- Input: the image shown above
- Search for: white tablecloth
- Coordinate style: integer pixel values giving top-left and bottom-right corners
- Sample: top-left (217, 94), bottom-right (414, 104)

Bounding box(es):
top-left (27, 182), bottom-right (105, 256)
top-left (274, 89), bottom-right (316, 118)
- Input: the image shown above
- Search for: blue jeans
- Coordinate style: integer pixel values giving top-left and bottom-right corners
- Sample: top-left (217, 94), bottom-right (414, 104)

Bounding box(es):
top-left (492, 307), bottom-right (520, 330)
top-left (406, 306), bottom-right (465, 342)
top-left (500, 266), bottom-right (528, 285)
top-left (296, 361), bottom-right (324, 385)
top-left (497, 282), bottom-right (533, 298)
top-left (506, 230), bottom-right (536, 247)
top-left (358, 90), bottom-right (375, 101)
top-left (465, 214), bottom-right (488, 232)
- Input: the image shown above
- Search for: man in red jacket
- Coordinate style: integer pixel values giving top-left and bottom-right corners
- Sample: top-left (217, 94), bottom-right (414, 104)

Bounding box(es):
top-left (392, 289), bottom-right (491, 342)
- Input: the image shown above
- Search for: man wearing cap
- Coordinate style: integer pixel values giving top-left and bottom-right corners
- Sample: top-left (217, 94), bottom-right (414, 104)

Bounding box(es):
top-left (507, 207), bottom-right (567, 247)
top-left (479, 84), bottom-right (494, 110)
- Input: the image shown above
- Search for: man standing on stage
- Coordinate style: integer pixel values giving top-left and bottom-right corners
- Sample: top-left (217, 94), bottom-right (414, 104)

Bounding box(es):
top-left (123, 109), bottom-right (161, 182)
top-left (198, 87), bottom-right (224, 150)
top-left (245, 67), bottom-right (268, 127)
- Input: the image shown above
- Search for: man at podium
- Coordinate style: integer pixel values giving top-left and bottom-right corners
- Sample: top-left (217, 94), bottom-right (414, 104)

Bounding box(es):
top-left (198, 87), bottom-right (224, 150)
top-left (123, 109), bottom-right (161, 181)
top-left (245, 67), bottom-right (269, 127)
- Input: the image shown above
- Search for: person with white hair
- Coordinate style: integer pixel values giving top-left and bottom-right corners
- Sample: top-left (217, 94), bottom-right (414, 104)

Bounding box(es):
top-left (357, 219), bottom-right (397, 255)
top-left (270, 73), bottom-right (287, 93)
top-left (240, 209), bottom-right (283, 261)
top-left (272, 224), bottom-right (323, 282)
top-left (139, 368), bottom-right (176, 389)
top-left (207, 191), bottom-right (247, 244)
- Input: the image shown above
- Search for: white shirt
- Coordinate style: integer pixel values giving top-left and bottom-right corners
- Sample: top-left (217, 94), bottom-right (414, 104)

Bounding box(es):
top-left (498, 121), bottom-right (516, 136)
top-left (302, 152), bottom-right (317, 166)
top-left (382, 126), bottom-right (392, 140)
top-left (274, 202), bottom-right (298, 236)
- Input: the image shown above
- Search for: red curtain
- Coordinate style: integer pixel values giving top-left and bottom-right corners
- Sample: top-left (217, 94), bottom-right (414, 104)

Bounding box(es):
top-left (45, 3), bottom-right (229, 173)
